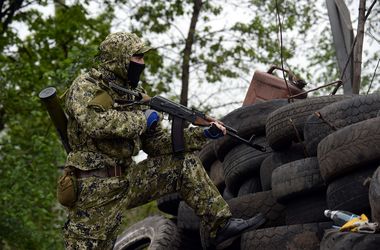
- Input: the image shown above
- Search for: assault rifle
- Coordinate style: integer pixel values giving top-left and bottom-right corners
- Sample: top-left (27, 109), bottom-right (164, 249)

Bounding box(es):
top-left (110, 83), bottom-right (266, 154)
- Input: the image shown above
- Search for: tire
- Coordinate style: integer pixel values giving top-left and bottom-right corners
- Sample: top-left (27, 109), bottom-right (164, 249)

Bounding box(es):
top-left (320, 229), bottom-right (380, 250)
top-left (260, 155), bottom-right (275, 191)
top-left (260, 143), bottom-right (307, 191)
top-left (209, 160), bottom-right (225, 191)
top-left (223, 186), bottom-right (235, 200)
top-left (266, 95), bottom-right (350, 150)
top-left (227, 191), bottom-right (285, 228)
top-left (271, 157), bottom-right (325, 202)
top-left (241, 222), bottom-right (332, 250)
top-left (271, 142), bottom-right (307, 163)
top-left (156, 193), bottom-right (181, 216)
top-left (304, 93), bottom-right (380, 156)
top-left (177, 201), bottom-right (200, 232)
top-left (237, 176), bottom-right (262, 196)
top-left (369, 166), bottom-right (380, 223)
top-left (223, 137), bottom-right (271, 194)
top-left (318, 117), bottom-right (380, 182)
top-left (326, 166), bottom-right (376, 216)
top-left (177, 228), bottom-right (203, 250)
top-left (113, 216), bottom-right (181, 250)
top-left (214, 99), bottom-right (288, 161)
top-left (285, 194), bottom-right (329, 225)
top-left (198, 141), bottom-right (217, 171)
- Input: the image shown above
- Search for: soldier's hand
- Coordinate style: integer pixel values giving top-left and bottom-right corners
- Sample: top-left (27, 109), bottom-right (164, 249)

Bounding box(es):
top-left (204, 121), bottom-right (226, 139)
top-left (139, 93), bottom-right (151, 104)
top-left (144, 109), bottom-right (160, 131)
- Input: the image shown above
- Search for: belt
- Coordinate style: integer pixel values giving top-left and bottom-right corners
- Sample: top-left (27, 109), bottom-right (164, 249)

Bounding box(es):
top-left (75, 166), bottom-right (125, 179)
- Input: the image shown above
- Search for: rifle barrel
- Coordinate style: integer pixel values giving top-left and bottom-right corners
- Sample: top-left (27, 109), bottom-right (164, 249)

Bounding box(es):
top-left (226, 130), bottom-right (266, 152)
top-left (224, 125), bottom-right (238, 134)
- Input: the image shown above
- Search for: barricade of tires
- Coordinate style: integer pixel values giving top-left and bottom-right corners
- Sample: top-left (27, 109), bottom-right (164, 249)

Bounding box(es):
top-left (114, 94), bottom-right (380, 250)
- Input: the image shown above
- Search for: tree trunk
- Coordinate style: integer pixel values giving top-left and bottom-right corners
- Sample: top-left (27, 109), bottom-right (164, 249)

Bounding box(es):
top-left (0, 106), bottom-right (4, 131)
top-left (180, 0), bottom-right (203, 106)
top-left (0, 0), bottom-right (24, 34)
top-left (352, 0), bottom-right (366, 94)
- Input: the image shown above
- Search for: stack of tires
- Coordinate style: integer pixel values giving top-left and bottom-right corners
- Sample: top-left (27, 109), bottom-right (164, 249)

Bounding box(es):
top-left (239, 95), bottom-right (349, 249)
top-left (255, 94), bottom-right (380, 250)
top-left (176, 99), bottom-right (289, 249)
top-left (114, 94), bottom-right (380, 250)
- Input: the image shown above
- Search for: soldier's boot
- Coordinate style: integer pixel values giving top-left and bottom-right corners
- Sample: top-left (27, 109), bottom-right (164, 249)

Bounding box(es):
top-left (211, 213), bottom-right (266, 248)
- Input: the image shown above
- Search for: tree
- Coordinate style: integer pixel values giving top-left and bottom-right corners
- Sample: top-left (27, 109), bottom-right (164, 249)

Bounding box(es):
top-left (308, 0), bottom-right (380, 95)
top-left (118, 0), bottom-right (379, 110)
top-left (1, 0), bottom-right (379, 248)
top-left (0, 2), bottom-right (112, 248)
top-left (1, 0), bottom-right (38, 34)
top-left (114, 0), bottom-right (319, 113)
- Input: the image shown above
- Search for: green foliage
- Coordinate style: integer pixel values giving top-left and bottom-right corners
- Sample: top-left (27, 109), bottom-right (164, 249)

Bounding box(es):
top-left (0, 3), bottom-right (112, 249)
top-left (306, 26), bottom-right (340, 88)
top-left (1, 0), bottom-right (379, 249)
top-left (122, 0), bottom-right (318, 111)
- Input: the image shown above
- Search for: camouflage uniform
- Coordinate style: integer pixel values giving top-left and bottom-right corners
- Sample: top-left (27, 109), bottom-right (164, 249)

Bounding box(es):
top-left (63, 32), bottom-right (231, 249)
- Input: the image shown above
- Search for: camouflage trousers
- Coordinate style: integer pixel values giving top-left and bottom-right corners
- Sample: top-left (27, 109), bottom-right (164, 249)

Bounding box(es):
top-left (63, 153), bottom-right (231, 249)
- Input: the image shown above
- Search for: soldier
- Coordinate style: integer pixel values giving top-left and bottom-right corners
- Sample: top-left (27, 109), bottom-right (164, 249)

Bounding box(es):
top-left (61, 32), bottom-right (264, 249)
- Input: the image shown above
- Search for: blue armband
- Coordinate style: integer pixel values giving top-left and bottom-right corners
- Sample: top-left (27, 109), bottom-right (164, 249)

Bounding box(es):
top-left (145, 109), bottom-right (160, 130)
top-left (204, 124), bottom-right (224, 139)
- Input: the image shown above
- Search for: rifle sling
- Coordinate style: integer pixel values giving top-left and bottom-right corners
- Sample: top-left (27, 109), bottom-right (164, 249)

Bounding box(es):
top-left (171, 117), bottom-right (185, 159)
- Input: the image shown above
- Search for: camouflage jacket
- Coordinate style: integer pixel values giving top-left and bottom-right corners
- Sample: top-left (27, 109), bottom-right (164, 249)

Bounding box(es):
top-left (65, 68), bottom-right (207, 170)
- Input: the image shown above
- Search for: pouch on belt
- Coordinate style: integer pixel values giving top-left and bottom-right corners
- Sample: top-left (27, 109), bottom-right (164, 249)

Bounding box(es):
top-left (57, 167), bottom-right (78, 207)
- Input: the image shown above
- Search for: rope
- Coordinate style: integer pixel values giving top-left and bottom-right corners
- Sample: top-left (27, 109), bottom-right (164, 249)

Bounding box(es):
top-left (275, 0), bottom-right (293, 102)
top-left (288, 80), bottom-right (342, 99)
top-left (366, 57), bottom-right (380, 94)
top-left (314, 112), bottom-right (337, 131)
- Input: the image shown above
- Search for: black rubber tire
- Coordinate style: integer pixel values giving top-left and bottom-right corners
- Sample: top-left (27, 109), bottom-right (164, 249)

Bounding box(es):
top-left (271, 157), bottom-right (325, 202)
top-left (177, 228), bottom-right (203, 250)
top-left (227, 191), bottom-right (285, 228)
top-left (223, 137), bottom-right (271, 194)
top-left (369, 166), bottom-right (380, 223)
top-left (198, 141), bottom-right (217, 171)
top-left (223, 186), bottom-right (235, 200)
top-left (271, 142), bottom-right (308, 163)
top-left (285, 193), bottom-right (329, 225)
top-left (318, 116), bottom-right (380, 182)
top-left (260, 143), bottom-right (307, 191)
top-left (214, 99), bottom-right (289, 161)
top-left (237, 176), bottom-right (262, 196)
top-left (320, 229), bottom-right (380, 250)
top-left (209, 160), bottom-right (225, 191)
top-left (113, 216), bottom-right (181, 250)
top-left (266, 95), bottom-right (351, 150)
top-left (177, 201), bottom-right (200, 232)
top-left (304, 93), bottom-right (380, 156)
top-left (326, 166), bottom-right (376, 216)
top-left (156, 193), bottom-right (181, 216)
top-left (260, 155), bottom-right (275, 191)
top-left (241, 222), bottom-right (332, 250)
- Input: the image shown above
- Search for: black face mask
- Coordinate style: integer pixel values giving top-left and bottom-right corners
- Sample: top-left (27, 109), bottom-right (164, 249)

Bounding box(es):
top-left (127, 61), bottom-right (145, 88)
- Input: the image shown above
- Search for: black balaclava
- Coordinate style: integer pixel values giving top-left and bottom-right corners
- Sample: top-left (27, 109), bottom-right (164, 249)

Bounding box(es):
top-left (127, 61), bottom-right (145, 88)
